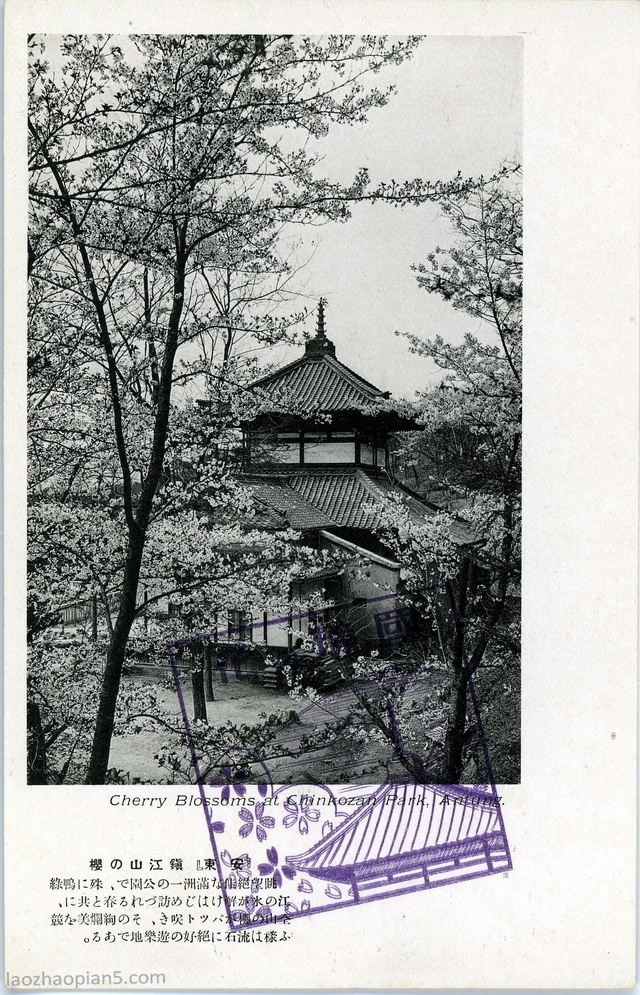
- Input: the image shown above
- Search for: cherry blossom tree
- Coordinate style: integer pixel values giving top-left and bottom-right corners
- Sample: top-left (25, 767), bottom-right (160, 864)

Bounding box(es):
top-left (28, 33), bottom-right (434, 783)
top-left (391, 165), bottom-right (522, 782)
top-left (279, 169), bottom-right (522, 784)
top-left (27, 386), bottom-right (350, 783)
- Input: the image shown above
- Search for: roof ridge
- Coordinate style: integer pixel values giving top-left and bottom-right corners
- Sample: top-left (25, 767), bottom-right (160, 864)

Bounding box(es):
top-left (287, 465), bottom-right (357, 476)
top-left (286, 785), bottom-right (392, 867)
top-left (321, 354), bottom-right (385, 397)
top-left (353, 467), bottom-right (390, 501)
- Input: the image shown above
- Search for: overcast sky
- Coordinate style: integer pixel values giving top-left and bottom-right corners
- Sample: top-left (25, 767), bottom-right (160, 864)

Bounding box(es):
top-left (272, 35), bottom-right (522, 399)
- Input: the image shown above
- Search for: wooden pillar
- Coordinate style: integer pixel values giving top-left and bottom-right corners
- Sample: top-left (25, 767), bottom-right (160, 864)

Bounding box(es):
top-left (191, 647), bottom-right (207, 723)
top-left (263, 611), bottom-right (268, 645)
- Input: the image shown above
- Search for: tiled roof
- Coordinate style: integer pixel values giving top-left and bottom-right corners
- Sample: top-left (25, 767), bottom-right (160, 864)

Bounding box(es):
top-left (245, 467), bottom-right (474, 545)
top-left (288, 468), bottom-right (473, 545)
top-left (290, 468), bottom-right (381, 529)
top-left (248, 481), bottom-right (337, 531)
top-left (250, 353), bottom-right (386, 412)
top-left (286, 783), bottom-right (501, 872)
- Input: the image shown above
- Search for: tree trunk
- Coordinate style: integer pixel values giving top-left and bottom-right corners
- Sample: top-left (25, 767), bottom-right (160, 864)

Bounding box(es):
top-left (34, 138), bottom-right (188, 785)
top-left (192, 650), bottom-right (208, 722)
top-left (91, 593), bottom-right (98, 642)
top-left (442, 558), bottom-right (471, 784)
top-left (85, 531), bottom-right (145, 783)
top-left (443, 672), bottom-right (468, 783)
top-left (204, 646), bottom-right (215, 701)
top-left (27, 700), bottom-right (48, 784)
top-left (84, 250), bottom-right (187, 783)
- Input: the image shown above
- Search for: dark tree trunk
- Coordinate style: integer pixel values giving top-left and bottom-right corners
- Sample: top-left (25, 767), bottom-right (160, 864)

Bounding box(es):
top-left (85, 532), bottom-right (145, 783)
top-left (27, 701), bottom-right (48, 784)
top-left (84, 250), bottom-right (187, 784)
top-left (443, 672), bottom-right (468, 783)
top-left (192, 650), bottom-right (208, 722)
top-left (31, 138), bottom-right (189, 785)
top-left (204, 646), bottom-right (215, 701)
top-left (442, 557), bottom-right (471, 784)
top-left (91, 593), bottom-right (98, 642)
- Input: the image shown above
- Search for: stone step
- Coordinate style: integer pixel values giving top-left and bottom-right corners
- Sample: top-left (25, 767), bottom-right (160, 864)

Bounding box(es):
top-left (262, 665), bottom-right (280, 690)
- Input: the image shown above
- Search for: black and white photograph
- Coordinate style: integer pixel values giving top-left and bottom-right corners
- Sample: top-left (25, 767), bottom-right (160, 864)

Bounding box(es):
top-left (7, 1), bottom-right (639, 988)
top-left (26, 33), bottom-right (523, 787)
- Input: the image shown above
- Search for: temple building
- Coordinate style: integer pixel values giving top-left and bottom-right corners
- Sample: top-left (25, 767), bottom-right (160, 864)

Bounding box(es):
top-left (233, 300), bottom-right (472, 651)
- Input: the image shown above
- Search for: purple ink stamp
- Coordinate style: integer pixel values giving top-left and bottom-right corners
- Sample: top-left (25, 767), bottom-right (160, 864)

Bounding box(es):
top-left (166, 585), bottom-right (512, 929)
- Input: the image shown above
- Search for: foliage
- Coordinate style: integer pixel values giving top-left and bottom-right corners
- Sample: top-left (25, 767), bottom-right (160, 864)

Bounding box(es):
top-left (397, 164), bottom-right (522, 498)
top-left (28, 33), bottom-right (435, 783)
top-left (152, 707), bottom-right (291, 786)
top-left (281, 168), bottom-right (522, 784)
top-left (392, 166), bottom-right (522, 781)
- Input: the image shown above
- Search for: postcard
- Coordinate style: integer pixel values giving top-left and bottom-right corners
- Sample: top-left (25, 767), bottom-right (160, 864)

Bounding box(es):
top-left (5, 0), bottom-right (638, 989)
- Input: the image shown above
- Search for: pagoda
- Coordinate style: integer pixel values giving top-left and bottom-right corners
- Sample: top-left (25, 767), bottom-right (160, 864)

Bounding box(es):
top-left (242, 300), bottom-right (469, 547)
top-left (237, 301), bottom-right (472, 651)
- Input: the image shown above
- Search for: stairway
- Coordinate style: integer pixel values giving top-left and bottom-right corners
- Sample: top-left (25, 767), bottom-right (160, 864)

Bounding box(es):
top-left (262, 661), bottom-right (281, 691)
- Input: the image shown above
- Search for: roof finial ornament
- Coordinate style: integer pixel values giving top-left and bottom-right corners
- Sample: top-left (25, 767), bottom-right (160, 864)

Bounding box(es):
top-left (316, 297), bottom-right (327, 339)
top-left (305, 297), bottom-right (335, 356)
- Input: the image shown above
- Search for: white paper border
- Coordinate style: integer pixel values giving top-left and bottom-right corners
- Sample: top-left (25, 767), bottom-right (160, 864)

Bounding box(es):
top-left (5, 1), bottom-right (638, 988)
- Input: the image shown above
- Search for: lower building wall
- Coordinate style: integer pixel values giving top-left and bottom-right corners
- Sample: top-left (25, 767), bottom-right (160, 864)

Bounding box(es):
top-left (164, 535), bottom-right (402, 653)
top-left (318, 533), bottom-right (401, 650)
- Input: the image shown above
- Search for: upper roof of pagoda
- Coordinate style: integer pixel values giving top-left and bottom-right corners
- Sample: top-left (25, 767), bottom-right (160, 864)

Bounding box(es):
top-left (248, 299), bottom-right (389, 414)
